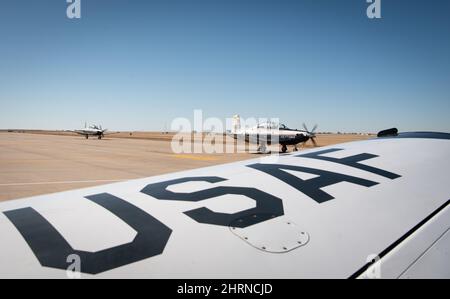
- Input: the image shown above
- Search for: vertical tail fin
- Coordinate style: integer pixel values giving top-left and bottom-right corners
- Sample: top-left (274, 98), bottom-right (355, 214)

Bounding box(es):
top-left (232, 115), bottom-right (241, 133)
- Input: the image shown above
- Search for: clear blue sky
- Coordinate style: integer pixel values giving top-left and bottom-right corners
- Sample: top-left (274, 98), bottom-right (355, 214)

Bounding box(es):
top-left (0, 0), bottom-right (449, 132)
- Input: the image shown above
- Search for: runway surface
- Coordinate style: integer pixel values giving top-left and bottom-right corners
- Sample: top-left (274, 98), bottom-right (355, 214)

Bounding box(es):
top-left (0, 133), bottom-right (253, 201)
top-left (0, 132), bottom-right (370, 201)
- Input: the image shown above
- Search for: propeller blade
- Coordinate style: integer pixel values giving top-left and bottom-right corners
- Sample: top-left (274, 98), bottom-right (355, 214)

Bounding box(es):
top-left (302, 123), bottom-right (308, 132)
top-left (311, 137), bottom-right (318, 147)
top-left (311, 124), bottom-right (318, 134)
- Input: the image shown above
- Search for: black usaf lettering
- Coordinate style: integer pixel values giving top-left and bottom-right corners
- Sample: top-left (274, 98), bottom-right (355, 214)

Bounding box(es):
top-left (298, 148), bottom-right (401, 180)
top-left (248, 164), bottom-right (377, 203)
top-left (247, 148), bottom-right (400, 203)
top-left (141, 177), bottom-right (284, 227)
top-left (3, 193), bottom-right (172, 274)
top-left (3, 150), bottom-right (400, 274)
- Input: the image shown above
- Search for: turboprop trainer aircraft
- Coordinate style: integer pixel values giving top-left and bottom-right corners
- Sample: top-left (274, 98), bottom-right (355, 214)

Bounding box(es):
top-left (0, 130), bottom-right (449, 278)
top-left (229, 115), bottom-right (318, 153)
top-left (73, 123), bottom-right (108, 139)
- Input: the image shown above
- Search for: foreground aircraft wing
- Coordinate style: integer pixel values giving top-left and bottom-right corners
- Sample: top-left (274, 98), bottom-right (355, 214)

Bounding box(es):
top-left (0, 132), bottom-right (449, 278)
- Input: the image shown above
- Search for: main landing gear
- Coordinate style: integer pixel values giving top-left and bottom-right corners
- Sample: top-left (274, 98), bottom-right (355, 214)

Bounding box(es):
top-left (257, 144), bottom-right (268, 154)
top-left (281, 144), bottom-right (288, 153)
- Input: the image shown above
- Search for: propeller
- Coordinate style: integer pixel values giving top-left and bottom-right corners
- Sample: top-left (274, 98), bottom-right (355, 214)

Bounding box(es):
top-left (302, 123), bottom-right (318, 147)
top-left (100, 128), bottom-right (107, 138)
top-left (97, 125), bottom-right (107, 138)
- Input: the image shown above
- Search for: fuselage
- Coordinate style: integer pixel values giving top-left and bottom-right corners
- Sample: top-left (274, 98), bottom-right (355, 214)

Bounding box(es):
top-left (231, 123), bottom-right (310, 146)
top-left (74, 129), bottom-right (104, 136)
top-left (74, 125), bottom-right (106, 139)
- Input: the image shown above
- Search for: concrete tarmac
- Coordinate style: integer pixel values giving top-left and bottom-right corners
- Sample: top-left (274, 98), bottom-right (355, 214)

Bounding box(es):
top-left (0, 132), bottom-right (370, 201)
top-left (0, 133), bottom-right (252, 201)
